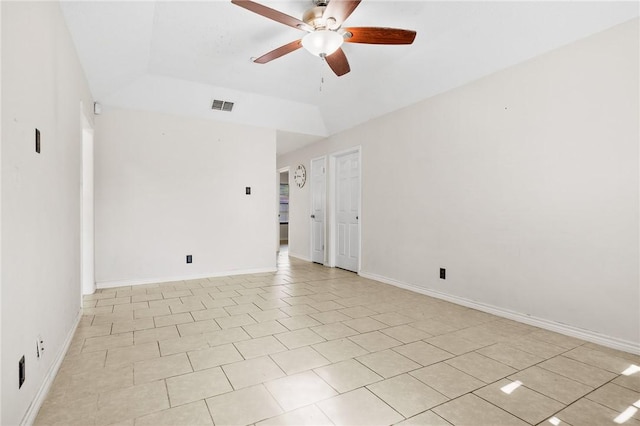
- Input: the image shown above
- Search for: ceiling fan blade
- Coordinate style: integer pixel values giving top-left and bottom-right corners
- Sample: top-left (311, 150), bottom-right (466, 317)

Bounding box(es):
top-left (322, 0), bottom-right (361, 26)
top-left (254, 39), bottom-right (303, 64)
top-left (325, 48), bottom-right (350, 76)
top-left (231, 0), bottom-right (312, 32)
top-left (343, 27), bottom-right (417, 44)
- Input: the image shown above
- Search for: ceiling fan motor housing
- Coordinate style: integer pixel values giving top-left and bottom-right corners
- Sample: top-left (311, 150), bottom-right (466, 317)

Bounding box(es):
top-left (303, 6), bottom-right (328, 29)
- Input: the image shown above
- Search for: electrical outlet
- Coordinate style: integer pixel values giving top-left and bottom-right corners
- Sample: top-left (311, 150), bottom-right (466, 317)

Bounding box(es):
top-left (245, 187), bottom-right (251, 195)
top-left (440, 268), bottom-right (446, 279)
top-left (186, 255), bottom-right (192, 264)
top-left (19, 356), bottom-right (25, 388)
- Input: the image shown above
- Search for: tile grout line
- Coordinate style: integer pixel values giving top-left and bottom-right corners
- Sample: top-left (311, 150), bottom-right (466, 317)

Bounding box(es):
top-left (539, 366), bottom-right (637, 424)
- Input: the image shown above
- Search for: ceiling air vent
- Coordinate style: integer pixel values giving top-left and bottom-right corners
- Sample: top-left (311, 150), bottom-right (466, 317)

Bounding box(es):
top-left (212, 99), bottom-right (234, 112)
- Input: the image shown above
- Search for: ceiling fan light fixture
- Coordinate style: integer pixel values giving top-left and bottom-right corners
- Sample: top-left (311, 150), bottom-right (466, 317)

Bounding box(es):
top-left (301, 30), bottom-right (343, 57)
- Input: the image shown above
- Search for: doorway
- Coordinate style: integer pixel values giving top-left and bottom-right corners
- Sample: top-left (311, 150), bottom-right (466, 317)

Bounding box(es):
top-left (278, 169), bottom-right (290, 254)
top-left (310, 156), bottom-right (326, 264)
top-left (331, 149), bottom-right (361, 272)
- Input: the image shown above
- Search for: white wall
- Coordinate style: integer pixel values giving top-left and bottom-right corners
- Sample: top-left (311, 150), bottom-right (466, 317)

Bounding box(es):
top-left (95, 107), bottom-right (277, 286)
top-left (278, 19), bottom-right (639, 350)
top-left (1, 2), bottom-right (94, 424)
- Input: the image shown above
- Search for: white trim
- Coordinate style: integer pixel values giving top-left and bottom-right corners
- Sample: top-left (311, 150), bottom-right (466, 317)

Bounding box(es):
top-left (327, 154), bottom-right (336, 268)
top-left (0, 3), bottom-right (4, 421)
top-left (80, 121), bottom-right (95, 297)
top-left (360, 271), bottom-right (640, 355)
top-left (20, 311), bottom-right (82, 426)
top-left (288, 253), bottom-right (312, 263)
top-left (96, 267), bottom-right (277, 289)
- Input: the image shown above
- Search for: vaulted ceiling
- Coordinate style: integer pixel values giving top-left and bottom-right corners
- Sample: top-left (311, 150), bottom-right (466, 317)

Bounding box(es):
top-left (60, 1), bottom-right (638, 154)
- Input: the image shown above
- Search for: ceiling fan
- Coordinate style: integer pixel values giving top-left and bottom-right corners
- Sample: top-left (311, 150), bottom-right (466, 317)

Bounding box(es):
top-left (231, 0), bottom-right (417, 77)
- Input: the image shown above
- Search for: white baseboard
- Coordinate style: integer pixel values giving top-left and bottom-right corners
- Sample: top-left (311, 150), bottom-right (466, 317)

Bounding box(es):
top-left (21, 311), bottom-right (82, 426)
top-left (359, 271), bottom-right (640, 355)
top-left (287, 253), bottom-right (312, 263)
top-left (96, 267), bottom-right (278, 289)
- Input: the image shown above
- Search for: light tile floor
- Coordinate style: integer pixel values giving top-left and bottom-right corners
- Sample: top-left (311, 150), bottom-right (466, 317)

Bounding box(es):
top-left (36, 252), bottom-right (640, 425)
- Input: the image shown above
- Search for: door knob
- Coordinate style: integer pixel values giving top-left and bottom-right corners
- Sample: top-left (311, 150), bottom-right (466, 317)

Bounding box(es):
top-left (311, 214), bottom-right (315, 218)
top-left (356, 216), bottom-right (359, 220)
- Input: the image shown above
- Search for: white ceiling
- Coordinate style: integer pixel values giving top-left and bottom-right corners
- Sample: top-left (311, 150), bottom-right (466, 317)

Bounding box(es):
top-left (60, 1), bottom-right (638, 154)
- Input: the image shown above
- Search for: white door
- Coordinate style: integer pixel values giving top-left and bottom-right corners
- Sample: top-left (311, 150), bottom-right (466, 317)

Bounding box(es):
top-left (311, 157), bottom-right (326, 264)
top-left (335, 151), bottom-right (360, 272)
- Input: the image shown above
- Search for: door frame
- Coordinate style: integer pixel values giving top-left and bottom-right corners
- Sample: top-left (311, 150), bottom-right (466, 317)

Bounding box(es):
top-left (328, 146), bottom-right (362, 272)
top-left (80, 105), bottom-right (95, 295)
top-left (277, 166), bottom-right (290, 255)
top-left (310, 155), bottom-right (327, 265)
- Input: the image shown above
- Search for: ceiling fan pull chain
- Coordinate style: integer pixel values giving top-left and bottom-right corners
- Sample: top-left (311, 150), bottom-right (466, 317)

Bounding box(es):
top-left (319, 63), bottom-right (325, 93)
